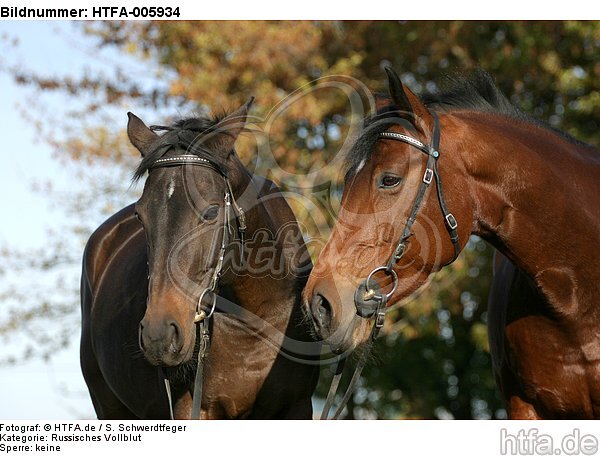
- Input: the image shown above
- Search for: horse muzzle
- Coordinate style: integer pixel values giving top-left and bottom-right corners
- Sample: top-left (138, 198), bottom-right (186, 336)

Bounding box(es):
top-left (138, 318), bottom-right (190, 366)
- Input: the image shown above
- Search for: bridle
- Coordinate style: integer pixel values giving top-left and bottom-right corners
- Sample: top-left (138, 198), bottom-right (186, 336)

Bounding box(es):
top-left (321, 111), bottom-right (460, 419)
top-left (146, 154), bottom-right (247, 420)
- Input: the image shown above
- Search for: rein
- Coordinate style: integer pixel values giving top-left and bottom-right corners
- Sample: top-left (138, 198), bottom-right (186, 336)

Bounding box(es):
top-left (321, 112), bottom-right (460, 419)
top-left (148, 154), bottom-right (247, 420)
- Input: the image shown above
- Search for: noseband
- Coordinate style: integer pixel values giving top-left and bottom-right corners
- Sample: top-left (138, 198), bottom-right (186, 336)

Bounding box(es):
top-left (322, 112), bottom-right (460, 419)
top-left (148, 154), bottom-right (247, 420)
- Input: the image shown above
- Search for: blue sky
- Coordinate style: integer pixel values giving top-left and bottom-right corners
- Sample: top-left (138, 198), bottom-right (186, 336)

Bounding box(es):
top-left (0, 21), bottom-right (158, 418)
top-left (0, 23), bottom-right (65, 248)
top-left (0, 22), bottom-right (87, 418)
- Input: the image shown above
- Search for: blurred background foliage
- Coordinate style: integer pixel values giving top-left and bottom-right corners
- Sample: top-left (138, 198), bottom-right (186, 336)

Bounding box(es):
top-left (3, 21), bottom-right (599, 418)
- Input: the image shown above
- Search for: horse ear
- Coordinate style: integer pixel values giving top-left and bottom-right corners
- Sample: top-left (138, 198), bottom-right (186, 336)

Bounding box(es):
top-left (127, 112), bottom-right (158, 157)
top-left (384, 66), bottom-right (433, 133)
top-left (202, 96), bottom-right (255, 152)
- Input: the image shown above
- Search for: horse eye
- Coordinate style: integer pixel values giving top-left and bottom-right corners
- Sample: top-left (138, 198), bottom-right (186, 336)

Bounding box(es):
top-left (202, 205), bottom-right (220, 221)
top-left (380, 175), bottom-right (401, 188)
top-left (134, 212), bottom-right (140, 220)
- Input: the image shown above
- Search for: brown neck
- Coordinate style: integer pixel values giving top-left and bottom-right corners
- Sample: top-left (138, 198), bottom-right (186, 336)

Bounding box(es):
top-left (220, 162), bottom-right (310, 335)
top-left (456, 112), bottom-right (600, 316)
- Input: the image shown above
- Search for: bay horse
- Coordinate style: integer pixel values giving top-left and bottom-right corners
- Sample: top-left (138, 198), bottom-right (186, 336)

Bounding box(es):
top-left (80, 99), bottom-right (319, 419)
top-left (303, 67), bottom-right (600, 418)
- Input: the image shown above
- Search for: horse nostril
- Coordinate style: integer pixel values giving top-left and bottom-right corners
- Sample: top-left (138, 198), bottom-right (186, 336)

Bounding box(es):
top-left (168, 322), bottom-right (183, 354)
top-left (138, 322), bottom-right (146, 351)
top-left (311, 293), bottom-right (332, 332)
top-left (318, 302), bottom-right (328, 320)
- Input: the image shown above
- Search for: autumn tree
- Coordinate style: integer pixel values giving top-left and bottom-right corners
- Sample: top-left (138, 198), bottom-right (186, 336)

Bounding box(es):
top-left (2, 21), bottom-right (598, 418)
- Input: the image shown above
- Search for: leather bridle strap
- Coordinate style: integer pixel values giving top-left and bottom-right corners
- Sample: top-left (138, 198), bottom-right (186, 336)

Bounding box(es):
top-left (324, 113), bottom-right (460, 419)
top-left (189, 186), bottom-right (231, 420)
top-left (148, 154), bottom-right (246, 420)
top-left (162, 374), bottom-right (174, 420)
top-left (320, 357), bottom-right (346, 420)
top-left (379, 112), bottom-right (460, 270)
top-left (320, 296), bottom-right (387, 419)
top-left (190, 318), bottom-right (211, 419)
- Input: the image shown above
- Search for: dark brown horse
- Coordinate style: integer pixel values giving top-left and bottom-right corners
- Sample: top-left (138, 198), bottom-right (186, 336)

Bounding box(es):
top-left (81, 100), bottom-right (320, 419)
top-left (303, 67), bottom-right (600, 418)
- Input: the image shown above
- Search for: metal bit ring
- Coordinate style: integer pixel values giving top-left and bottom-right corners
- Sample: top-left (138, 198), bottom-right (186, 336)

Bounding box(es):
top-left (365, 266), bottom-right (398, 301)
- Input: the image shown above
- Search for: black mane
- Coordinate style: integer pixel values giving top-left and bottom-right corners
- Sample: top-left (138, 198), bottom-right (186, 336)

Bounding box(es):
top-left (346, 69), bottom-right (588, 176)
top-left (132, 113), bottom-right (229, 182)
top-left (420, 69), bottom-right (524, 119)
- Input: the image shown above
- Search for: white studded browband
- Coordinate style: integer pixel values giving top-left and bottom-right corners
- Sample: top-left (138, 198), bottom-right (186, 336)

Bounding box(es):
top-left (378, 131), bottom-right (428, 152)
top-left (151, 155), bottom-right (211, 166)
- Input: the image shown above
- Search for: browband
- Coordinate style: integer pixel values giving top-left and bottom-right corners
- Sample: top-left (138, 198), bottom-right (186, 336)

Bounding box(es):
top-left (149, 154), bottom-right (223, 174)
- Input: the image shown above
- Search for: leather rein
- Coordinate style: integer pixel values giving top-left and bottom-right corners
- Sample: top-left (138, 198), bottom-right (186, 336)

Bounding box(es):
top-left (147, 154), bottom-right (247, 420)
top-left (321, 112), bottom-right (460, 419)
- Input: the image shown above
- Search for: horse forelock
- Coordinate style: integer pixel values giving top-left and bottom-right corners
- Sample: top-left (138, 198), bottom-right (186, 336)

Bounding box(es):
top-left (132, 112), bottom-right (231, 183)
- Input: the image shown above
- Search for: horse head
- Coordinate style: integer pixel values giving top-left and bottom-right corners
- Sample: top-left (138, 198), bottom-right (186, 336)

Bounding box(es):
top-left (128, 98), bottom-right (253, 367)
top-left (303, 68), bottom-right (473, 354)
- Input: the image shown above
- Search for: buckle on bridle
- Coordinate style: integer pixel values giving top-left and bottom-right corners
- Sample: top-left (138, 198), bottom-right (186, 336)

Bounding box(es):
top-left (423, 168), bottom-right (434, 184)
top-left (392, 242), bottom-right (406, 262)
top-left (445, 213), bottom-right (458, 230)
top-left (375, 310), bottom-right (386, 328)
